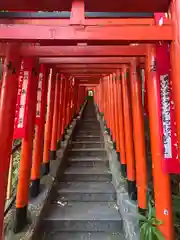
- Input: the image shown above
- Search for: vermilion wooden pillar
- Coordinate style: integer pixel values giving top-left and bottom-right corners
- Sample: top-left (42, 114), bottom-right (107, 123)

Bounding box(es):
top-left (171, 0), bottom-right (180, 159)
top-left (130, 58), bottom-right (147, 211)
top-left (116, 69), bottom-right (127, 177)
top-left (66, 80), bottom-right (72, 126)
top-left (15, 57), bottom-right (39, 233)
top-left (121, 65), bottom-right (137, 200)
top-left (30, 65), bottom-right (49, 198)
top-left (110, 74), bottom-right (116, 146)
top-left (50, 73), bottom-right (61, 160)
top-left (0, 44), bottom-right (21, 238)
top-left (42, 69), bottom-right (56, 174)
top-left (107, 76), bottom-right (111, 135)
top-left (57, 76), bottom-right (65, 144)
top-left (73, 79), bottom-right (78, 118)
top-left (113, 73), bottom-right (120, 162)
top-left (61, 78), bottom-right (69, 139)
top-left (104, 78), bottom-right (109, 131)
top-left (64, 79), bottom-right (71, 131)
top-left (0, 57), bottom-right (5, 100)
top-left (74, 80), bottom-right (79, 117)
top-left (99, 79), bottom-right (104, 114)
top-left (146, 45), bottom-right (174, 240)
top-left (112, 73), bottom-right (119, 151)
top-left (109, 76), bottom-right (114, 138)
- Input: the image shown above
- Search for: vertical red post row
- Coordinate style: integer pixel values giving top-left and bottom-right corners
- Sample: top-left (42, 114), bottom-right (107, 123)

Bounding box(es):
top-left (57, 75), bottom-right (65, 145)
top-left (42, 69), bottom-right (56, 174)
top-left (74, 80), bottom-right (79, 118)
top-left (50, 73), bottom-right (61, 160)
top-left (66, 79), bottom-right (72, 126)
top-left (103, 77), bottom-right (109, 131)
top-left (0, 57), bottom-right (5, 100)
top-left (72, 79), bottom-right (78, 118)
top-left (61, 78), bottom-right (70, 140)
top-left (113, 72), bottom-right (121, 163)
top-left (30, 65), bottom-right (49, 198)
top-left (64, 79), bottom-right (71, 135)
top-left (15, 57), bottom-right (39, 233)
top-left (121, 65), bottom-right (137, 200)
top-left (0, 44), bottom-right (21, 238)
top-left (116, 69), bottom-right (127, 177)
top-left (130, 58), bottom-right (147, 212)
top-left (106, 77), bottom-right (111, 135)
top-left (111, 73), bottom-right (119, 151)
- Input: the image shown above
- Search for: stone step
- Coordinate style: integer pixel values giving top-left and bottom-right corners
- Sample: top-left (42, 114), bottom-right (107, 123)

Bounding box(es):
top-left (53, 182), bottom-right (116, 202)
top-left (74, 136), bottom-right (103, 141)
top-left (42, 201), bottom-right (122, 232)
top-left (43, 231), bottom-right (125, 240)
top-left (68, 148), bottom-right (107, 158)
top-left (78, 129), bottom-right (101, 133)
top-left (62, 166), bottom-right (112, 182)
top-left (71, 142), bottom-right (104, 149)
top-left (68, 157), bottom-right (109, 167)
top-left (79, 124), bottom-right (100, 129)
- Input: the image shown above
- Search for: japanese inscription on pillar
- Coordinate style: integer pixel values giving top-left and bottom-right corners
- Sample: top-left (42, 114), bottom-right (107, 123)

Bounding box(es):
top-left (160, 74), bottom-right (172, 158)
top-left (13, 60), bottom-right (29, 139)
top-left (156, 44), bottom-right (180, 173)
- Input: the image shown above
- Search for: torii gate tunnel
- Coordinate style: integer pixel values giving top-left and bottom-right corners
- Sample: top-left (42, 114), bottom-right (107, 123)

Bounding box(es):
top-left (0, 0), bottom-right (180, 239)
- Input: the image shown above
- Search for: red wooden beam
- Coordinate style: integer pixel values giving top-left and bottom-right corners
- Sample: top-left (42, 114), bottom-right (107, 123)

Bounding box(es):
top-left (56, 64), bottom-right (127, 69)
top-left (40, 57), bottom-right (145, 64)
top-left (12, 45), bottom-right (146, 57)
top-left (74, 76), bottom-right (104, 79)
top-left (0, 24), bottom-right (173, 41)
top-left (73, 75), bottom-right (103, 78)
top-left (58, 69), bottom-right (115, 73)
top-left (79, 84), bottom-right (98, 87)
top-left (78, 79), bottom-right (100, 84)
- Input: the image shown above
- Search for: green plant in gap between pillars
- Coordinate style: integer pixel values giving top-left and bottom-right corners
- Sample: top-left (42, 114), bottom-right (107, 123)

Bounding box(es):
top-left (139, 200), bottom-right (165, 240)
top-left (172, 194), bottom-right (180, 238)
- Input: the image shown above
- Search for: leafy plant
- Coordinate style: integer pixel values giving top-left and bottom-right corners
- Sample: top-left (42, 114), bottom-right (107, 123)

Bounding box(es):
top-left (172, 194), bottom-right (180, 238)
top-left (139, 200), bottom-right (165, 240)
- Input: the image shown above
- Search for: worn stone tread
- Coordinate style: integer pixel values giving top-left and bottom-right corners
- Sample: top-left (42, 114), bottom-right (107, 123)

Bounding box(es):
top-left (43, 201), bottom-right (121, 221)
top-left (43, 231), bottom-right (125, 240)
top-left (57, 182), bottom-right (115, 194)
top-left (64, 166), bottom-right (110, 175)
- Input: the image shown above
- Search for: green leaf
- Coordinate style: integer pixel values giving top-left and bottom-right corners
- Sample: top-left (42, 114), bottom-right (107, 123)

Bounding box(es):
top-left (148, 226), bottom-right (153, 240)
top-left (140, 222), bottom-right (148, 240)
top-left (152, 227), bottom-right (165, 240)
top-left (148, 200), bottom-right (156, 219)
top-left (144, 223), bottom-right (150, 239)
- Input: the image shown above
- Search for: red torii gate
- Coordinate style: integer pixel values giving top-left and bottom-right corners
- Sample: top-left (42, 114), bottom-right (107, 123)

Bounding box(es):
top-left (0, 0), bottom-right (179, 239)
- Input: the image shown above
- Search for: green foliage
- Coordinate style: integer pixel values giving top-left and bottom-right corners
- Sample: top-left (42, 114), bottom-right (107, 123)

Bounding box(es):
top-left (11, 140), bottom-right (21, 191)
top-left (172, 194), bottom-right (180, 238)
top-left (139, 200), bottom-right (165, 240)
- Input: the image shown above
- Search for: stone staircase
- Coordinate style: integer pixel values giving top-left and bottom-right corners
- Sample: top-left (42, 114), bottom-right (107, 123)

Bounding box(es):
top-left (37, 101), bottom-right (125, 240)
